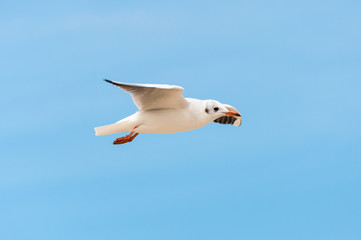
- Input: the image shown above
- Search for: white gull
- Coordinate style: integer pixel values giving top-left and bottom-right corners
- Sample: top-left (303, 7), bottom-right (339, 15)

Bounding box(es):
top-left (95, 79), bottom-right (241, 144)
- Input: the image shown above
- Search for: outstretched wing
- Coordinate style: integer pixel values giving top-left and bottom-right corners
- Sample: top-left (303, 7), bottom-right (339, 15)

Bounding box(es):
top-left (104, 79), bottom-right (189, 111)
top-left (214, 104), bottom-right (242, 126)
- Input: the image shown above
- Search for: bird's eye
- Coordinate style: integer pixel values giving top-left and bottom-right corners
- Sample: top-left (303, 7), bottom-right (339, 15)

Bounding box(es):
top-left (214, 107), bottom-right (219, 112)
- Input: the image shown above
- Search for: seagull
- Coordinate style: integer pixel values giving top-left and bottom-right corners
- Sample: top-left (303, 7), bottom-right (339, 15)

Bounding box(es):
top-left (95, 79), bottom-right (242, 144)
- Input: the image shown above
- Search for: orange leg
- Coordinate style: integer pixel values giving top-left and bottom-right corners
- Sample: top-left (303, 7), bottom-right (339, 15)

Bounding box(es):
top-left (113, 131), bottom-right (139, 145)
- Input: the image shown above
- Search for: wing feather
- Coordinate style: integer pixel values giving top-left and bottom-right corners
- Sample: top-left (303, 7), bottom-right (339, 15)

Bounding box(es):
top-left (104, 79), bottom-right (189, 111)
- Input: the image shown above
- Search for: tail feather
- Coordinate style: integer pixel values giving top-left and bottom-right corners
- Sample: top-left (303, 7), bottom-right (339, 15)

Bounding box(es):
top-left (94, 122), bottom-right (127, 136)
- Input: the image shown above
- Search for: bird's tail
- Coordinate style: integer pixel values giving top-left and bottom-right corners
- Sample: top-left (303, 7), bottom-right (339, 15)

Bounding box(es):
top-left (94, 122), bottom-right (129, 136)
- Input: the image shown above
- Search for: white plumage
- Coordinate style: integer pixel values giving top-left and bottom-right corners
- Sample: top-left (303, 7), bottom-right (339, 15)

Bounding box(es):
top-left (94, 80), bottom-right (241, 144)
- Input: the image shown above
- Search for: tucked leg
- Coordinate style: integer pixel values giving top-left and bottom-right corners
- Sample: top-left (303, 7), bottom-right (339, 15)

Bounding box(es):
top-left (113, 132), bottom-right (139, 145)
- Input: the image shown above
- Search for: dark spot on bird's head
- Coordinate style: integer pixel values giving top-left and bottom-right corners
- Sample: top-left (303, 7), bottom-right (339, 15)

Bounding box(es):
top-left (205, 108), bottom-right (209, 113)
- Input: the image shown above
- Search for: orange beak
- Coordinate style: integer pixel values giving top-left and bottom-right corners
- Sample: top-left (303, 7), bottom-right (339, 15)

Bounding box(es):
top-left (225, 111), bottom-right (241, 117)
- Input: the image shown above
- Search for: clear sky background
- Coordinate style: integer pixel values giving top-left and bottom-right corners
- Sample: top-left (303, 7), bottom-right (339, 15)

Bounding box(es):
top-left (1, 0), bottom-right (361, 239)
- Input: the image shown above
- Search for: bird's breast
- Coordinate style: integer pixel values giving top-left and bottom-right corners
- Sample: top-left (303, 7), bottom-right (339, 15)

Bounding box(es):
top-left (136, 108), bottom-right (209, 134)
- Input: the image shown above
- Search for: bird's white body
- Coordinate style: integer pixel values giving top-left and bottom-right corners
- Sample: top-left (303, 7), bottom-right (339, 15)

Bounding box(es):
top-left (95, 98), bottom-right (212, 135)
top-left (94, 80), bottom-right (241, 143)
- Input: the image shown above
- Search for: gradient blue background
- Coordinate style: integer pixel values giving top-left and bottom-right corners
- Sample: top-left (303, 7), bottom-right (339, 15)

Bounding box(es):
top-left (1, 1), bottom-right (361, 239)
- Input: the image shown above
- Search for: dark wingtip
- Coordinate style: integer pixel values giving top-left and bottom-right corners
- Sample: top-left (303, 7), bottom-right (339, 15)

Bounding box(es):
top-left (104, 79), bottom-right (112, 84)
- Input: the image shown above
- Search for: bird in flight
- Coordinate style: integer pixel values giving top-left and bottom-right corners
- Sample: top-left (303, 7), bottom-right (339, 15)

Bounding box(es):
top-left (95, 79), bottom-right (242, 144)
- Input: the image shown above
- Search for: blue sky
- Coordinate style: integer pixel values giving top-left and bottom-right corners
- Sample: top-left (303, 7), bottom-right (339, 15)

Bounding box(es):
top-left (1, 0), bottom-right (361, 239)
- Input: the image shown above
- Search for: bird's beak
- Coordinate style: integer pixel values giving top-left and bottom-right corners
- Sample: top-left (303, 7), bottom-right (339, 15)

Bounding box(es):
top-left (225, 111), bottom-right (241, 117)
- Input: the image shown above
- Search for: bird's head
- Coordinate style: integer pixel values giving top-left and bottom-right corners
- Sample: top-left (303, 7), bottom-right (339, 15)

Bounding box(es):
top-left (204, 100), bottom-right (241, 120)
